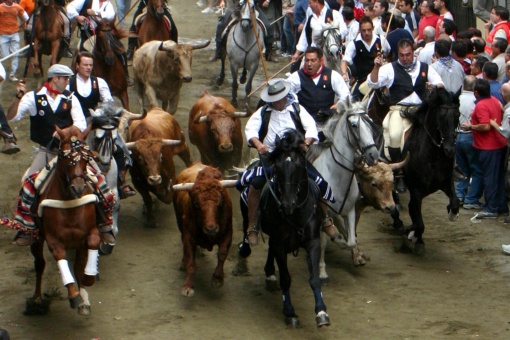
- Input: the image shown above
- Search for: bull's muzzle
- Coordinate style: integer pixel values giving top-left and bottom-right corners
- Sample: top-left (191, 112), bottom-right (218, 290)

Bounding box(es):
top-left (203, 224), bottom-right (219, 236)
top-left (148, 175), bottom-right (162, 186)
top-left (219, 143), bottom-right (233, 153)
top-left (182, 76), bottom-right (192, 83)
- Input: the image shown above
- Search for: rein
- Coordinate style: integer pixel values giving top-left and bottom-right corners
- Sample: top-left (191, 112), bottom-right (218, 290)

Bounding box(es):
top-left (422, 104), bottom-right (458, 149)
top-left (232, 23), bottom-right (258, 63)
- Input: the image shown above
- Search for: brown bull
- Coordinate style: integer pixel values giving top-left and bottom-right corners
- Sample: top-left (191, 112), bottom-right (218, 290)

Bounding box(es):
top-left (189, 91), bottom-right (248, 172)
top-left (132, 39), bottom-right (210, 115)
top-left (172, 163), bottom-right (237, 297)
top-left (126, 108), bottom-right (192, 224)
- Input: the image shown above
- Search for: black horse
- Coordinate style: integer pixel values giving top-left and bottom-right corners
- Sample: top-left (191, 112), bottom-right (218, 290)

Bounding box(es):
top-left (238, 129), bottom-right (330, 328)
top-left (391, 87), bottom-right (461, 254)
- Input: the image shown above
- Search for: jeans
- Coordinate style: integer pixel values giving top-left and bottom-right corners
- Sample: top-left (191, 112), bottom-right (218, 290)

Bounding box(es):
top-left (283, 15), bottom-right (295, 55)
top-left (116, 0), bottom-right (132, 28)
top-left (455, 132), bottom-right (483, 204)
top-left (0, 33), bottom-right (20, 77)
top-left (479, 146), bottom-right (508, 214)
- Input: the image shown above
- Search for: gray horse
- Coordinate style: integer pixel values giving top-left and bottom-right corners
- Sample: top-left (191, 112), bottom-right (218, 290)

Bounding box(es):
top-left (216, 1), bottom-right (264, 107)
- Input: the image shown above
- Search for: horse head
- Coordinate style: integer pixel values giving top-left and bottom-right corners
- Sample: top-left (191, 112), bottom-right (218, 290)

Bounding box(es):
top-left (270, 129), bottom-right (308, 215)
top-left (88, 103), bottom-right (122, 168)
top-left (336, 98), bottom-right (379, 165)
top-left (320, 26), bottom-right (342, 67)
top-left (55, 125), bottom-right (92, 199)
top-left (427, 87), bottom-right (461, 157)
top-left (95, 19), bottom-right (127, 66)
top-left (148, 0), bottom-right (166, 19)
top-left (238, 1), bottom-right (253, 32)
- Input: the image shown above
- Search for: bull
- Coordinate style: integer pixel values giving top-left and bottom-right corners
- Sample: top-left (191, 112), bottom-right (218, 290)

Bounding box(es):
top-left (132, 39), bottom-right (210, 115)
top-left (172, 163), bottom-right (237, 297)
top-left (189, 91), bottom-right (248, 172)
top-left (125, 108), bottom-right (192, 224)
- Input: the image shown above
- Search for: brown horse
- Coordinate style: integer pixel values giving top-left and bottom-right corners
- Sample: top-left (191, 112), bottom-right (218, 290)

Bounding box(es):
top-left (92, 19), bottom-right (130, 109)
top-left (31, 0), bottom-right (65, 77)
top-left (137, 0), bottom-right (177, 46)
top-left (25, 125), bottom-right (101, 316)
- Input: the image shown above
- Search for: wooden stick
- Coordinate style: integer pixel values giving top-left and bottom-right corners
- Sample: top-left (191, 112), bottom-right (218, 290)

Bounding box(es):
top-left (248, 55), bottom-right (304, 97)
top-left (115, 0), bottom-right (141, 29)
top-left (248, 3), bottom-right (269, 81)
top-left (0, 43), bottom-right (33, 63)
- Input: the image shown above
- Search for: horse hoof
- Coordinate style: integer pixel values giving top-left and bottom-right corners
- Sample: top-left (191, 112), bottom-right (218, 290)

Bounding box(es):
top-left (78, 304), bottom-right (91, 316)
top-left (181, 286), bottom-right (195, 297)
top-left (232, 256), bottom-right (249, 276)
top-left (285, 316), bottom-right (300, 328)
top-left (237, 241), bottom-right (251, 258)
top-left (316, 311), bottom-right (331, 327)
top-left (216, 76), bottom-right (224, 86)
top-left (69, 295), bottom-right (83, 309)
top-left (265, 276), bottom-right (279, 291)
top-left (448, 211), bottom-right (459, 222)
top-left (414, 243), bottom-right (425, 256)
top-left (320, 277), bottom-right (330, 285)
top-left (99, 242), bottom-right (114, 255)
top-left (24, 297), bottom-right (50, 315)
top-left (211, 276), bottom-right (224, 289)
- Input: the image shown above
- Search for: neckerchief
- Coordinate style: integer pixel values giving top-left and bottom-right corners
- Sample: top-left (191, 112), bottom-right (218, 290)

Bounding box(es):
top-left (303, 60), bottom-right (325, 79)
top-left (437, 56), bottom-right (454, 72)
top-left (399, 58), bottom-right (417, 73)
top-left (44, 82), bottom-right (61, 96)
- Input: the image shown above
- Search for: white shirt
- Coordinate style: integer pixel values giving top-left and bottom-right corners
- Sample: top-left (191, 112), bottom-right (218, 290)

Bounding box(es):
top-left (342, 34), bottom-right (391, 65)
top-left (12, 87), bottom-right (87, 132)
top-left (459, 90), bottom-right (476, 127)
top-left (344, 20), bottom-right (359, 46)
top-left (67, 0), bottom-right (116, 27)
top-left (295, 7), bottom-right (347, 53)
top-left (367, 59), bottom-right (444, 105)
top-left (498, 102), bottom-right (510, 138)
top-left (417, 41), bottom-right (435, 65)
top-left (245, 102), bottom-right (318, 152)
top-left (66, 74), bottom-right (113, 103)
top-left (373, 17), bottom-right (385, 39)
top-left (287, 67), bottom-right (350, 104)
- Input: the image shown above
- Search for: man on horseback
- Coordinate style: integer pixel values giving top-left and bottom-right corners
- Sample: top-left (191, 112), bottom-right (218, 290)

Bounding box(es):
top-left (69, 51), bottom-right (136, 199)
top-left (367, 38), bottom-right (443, 190)
top-left (5, 64), bottom-right (115, 246)
top-left (239, 79), bottom-right (342, 246)
top-left (208, 0), bottom-right (275, 63)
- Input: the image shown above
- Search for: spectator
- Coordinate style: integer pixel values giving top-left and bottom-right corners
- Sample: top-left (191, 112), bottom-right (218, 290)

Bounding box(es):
top-left (116, 0), bottom-right (131, 28)
top-left (452, 40), bottom-right (471, 75)
top-left (0, 0), bottom-right (29, 82)
top-left (461, 78), bottom-right (508, 220)
top-left (471, 55), bottom-right (489, 79)
top-left (257, 0), bottom-right (282, 62)
top-left (399, 0), bottom-right (420, 40)
top-left (382, 11), bottom-right (413, 61)
top-left (456, 75), bottom-right (483, 210)
top-left (439, 18), bottom-right (456, 41)
top-left (282, 0), bottom-right (296, 57)
top-left (502, 60), bottom-right (510, 83)
top-left (491, 37), bottom-right (507, 82)
top-left (0, 61), bottom-right (20, 154)
top-left (373, 0), bottom-right (388, 39)
top-left (482, 61), bottom-right (504, 104)
top-left (472, 37), bottom-right (490, 59)
top-left (433, 0), bottom-right (453, 40)
top-left (342, 6), bottom-right (359, 46)
top-left (484, 6), bottom-right (510, 56)
top-left (417, 26), bottom-right (435, 65)
top-left (473, 0), bottom-right (492, 22)
top-left (431, 39), bottom-right (465, 94)
top-left (417, 0), bottom-right (439, 42)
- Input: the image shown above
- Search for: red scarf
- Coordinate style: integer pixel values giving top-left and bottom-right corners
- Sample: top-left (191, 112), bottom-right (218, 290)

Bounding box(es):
top-left (44, 82), bottom-right (61, 96)
top-left (303, 60), bottom-right (325, 79)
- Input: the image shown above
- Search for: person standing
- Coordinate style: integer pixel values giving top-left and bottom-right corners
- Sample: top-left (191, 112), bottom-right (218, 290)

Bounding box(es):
top-left (0, 0), bottom-right (29, 82)
top-left (0, 61), bottom-right (20, 154)
top-left (399, 0), bottom-right (420, 40)
top-left (471, 55), bottom-right (489, 79)
top-left (433, 0), bottom-right (453, 40)
top-left (490, 37), bottom-right (507, 82)
top-left (482, 62), bottom-right (504, 105)
top-left (416, 26), bottom-right (435, 65)
top-left (461, 78), bottom-right (508, 220)
top-left (430, 39), bottom-right (464, 95)
top-left (416, 0), bottom-right (438, 43)
top-left (484, 6), bottom-right (510, 56)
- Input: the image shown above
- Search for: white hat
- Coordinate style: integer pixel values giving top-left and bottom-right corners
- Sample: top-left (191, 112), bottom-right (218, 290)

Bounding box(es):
top-left (47, 64), bottom-right (74, 79)
top-left (260, 78), bottom-right (291, 103)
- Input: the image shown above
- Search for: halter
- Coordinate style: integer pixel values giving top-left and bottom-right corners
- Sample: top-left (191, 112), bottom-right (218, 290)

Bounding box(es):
top-left (58, 137), bottom-right (91, 183)
top-left (321, 28), bottom-right (342, 67)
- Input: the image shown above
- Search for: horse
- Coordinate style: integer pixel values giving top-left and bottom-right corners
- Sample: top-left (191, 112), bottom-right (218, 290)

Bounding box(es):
top-left (137, 0), bottom-right (178, 46)
top-left (30, 0), bottom-right (66, 77)
top-left (216, 1), bottom-right (264, 107)
top-left (317, 26), bottom-right (342, 73)
top-left (91, 19), bottom-right (130, 110)
top-left (87, 103), bottom-right (123, 255)
top-left (256, 129), bottom-right (330, 328)
top-left (25, 125), bottom-right (100, 316)
top-left (389, 87), bottom-right (461, 254)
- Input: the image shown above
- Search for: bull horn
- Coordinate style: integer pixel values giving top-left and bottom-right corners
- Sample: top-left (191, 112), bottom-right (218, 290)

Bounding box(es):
top-left (172, 182), bottom-right (195, 191)
top-left (189, 39), bottom-right (211, 50)
top-left (122, 109), bottom-right (147, 122)
top-left (220, 180), bottom-right (238, 188)
top-left (162, 134), bottom-right (185, 146)
top-left (125, 141), bottom-right (136, 150)
top-left (194, 111), bottom-right (209, 124)
top-left (232, 111), bottom-right (249, 118)
top-left (244, 103), bottom-right (254, 116)
top-left (388, 152), bottom-right (410, 171)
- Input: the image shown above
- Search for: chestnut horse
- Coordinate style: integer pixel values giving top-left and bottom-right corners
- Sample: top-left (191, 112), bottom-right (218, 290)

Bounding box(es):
top-left (137, 0), bottom-right (177, 46)
top-left (31, 0), bottom-right (65, 77)
top-left (25, 125), bottom-right (101, 316)
top-left (92, 19), bottom-right (130, 109)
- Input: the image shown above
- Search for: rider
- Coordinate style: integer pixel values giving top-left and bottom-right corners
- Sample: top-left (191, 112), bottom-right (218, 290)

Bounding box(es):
top-left (239, 78), bottom-right (343, 246)
top-left (6, 64), bottom-right (115, 246)
top-left (208, 0), bottom-right (275, 63)
top-left (68, 51), bottom-right (136, 199)
top-left (125, 0), bottom-right (179, 60)
top-left (66, 0), bottom-right (132, 85)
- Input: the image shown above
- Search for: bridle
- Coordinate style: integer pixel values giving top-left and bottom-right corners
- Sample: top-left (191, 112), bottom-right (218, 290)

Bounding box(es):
top-left (58, 137), bottom-right (91, 186)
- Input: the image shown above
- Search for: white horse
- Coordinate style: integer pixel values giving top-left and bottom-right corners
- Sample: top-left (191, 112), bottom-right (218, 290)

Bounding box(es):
top-left (310, 98), bottom-right (379, 280)
top-left (317, 24), bottom-right (343, 73)
top-left (216, 1), bottom-right (264, 107)
top-left (87, 103), bottom-right (123, 255)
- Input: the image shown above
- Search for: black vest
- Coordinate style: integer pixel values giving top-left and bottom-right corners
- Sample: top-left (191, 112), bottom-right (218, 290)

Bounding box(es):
top-left (353, 38), bottom-right (381, 82)
top-left (297, 67), bottom-right (335, 120)
top-left (30, 90), bottom-right (73, 147)
top-left (69, 75), bottom-right (100, 118)
top-left (79, 0), bottom-right (93, 16)
top-left (259, 102), bottom-right (304, 143)
top-left (389, 62), bottom-right (429, 105)
top-left (305, 9), bottom-right (334, 46)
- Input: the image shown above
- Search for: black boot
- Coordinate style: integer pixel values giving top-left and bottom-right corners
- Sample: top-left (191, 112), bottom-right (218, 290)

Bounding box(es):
top-left (126, 36), bottom-right (137, 61)
top-left (62, 36), bottom-right (74, 58)
top-left (121, 53), bottom-right (134, 86)
top-left (388, 147), bottom-right (406, 193)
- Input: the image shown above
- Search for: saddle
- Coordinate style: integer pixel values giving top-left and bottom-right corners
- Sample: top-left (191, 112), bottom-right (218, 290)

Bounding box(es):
top-left (220, 17), bottom-right (267, 40)
top-left (134, 9), bottom-right (172, 34)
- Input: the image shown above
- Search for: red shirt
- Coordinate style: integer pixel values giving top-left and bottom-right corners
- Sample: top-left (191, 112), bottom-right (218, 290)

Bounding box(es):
top-left (471, 97), bottom-right (507, 150)
top-left (418, 14), bottom-right (439, 41)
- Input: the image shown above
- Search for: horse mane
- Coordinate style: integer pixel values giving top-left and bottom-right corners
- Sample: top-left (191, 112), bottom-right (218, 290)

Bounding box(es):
top-left (96, 19), bottom-right (128, 54)
top-left (270, 129), bottom-right (305, 164)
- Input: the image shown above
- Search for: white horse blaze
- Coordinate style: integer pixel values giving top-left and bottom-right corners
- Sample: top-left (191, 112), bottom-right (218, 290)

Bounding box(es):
top-left (57, 259), bottom-right (75, 286)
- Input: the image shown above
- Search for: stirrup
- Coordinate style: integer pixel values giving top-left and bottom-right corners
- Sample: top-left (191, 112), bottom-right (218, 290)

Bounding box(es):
top-left (247, 225), bottom-right (259, 246)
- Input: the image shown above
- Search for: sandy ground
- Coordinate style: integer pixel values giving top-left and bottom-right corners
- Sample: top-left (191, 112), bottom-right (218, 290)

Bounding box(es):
top-left (1, 1), bottom-right (510, 339)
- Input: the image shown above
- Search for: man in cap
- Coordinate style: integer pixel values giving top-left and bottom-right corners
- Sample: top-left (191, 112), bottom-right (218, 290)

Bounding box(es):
top-left (6, 64), bottom-right (115, 247)
top-left (239, 78), bottom-right (342, 246)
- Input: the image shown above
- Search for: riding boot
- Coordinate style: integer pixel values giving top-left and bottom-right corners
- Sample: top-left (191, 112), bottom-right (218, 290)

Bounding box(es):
top-left (265, 44), bottom-right (278, 62)
top-left (1, 131), bottom-right (20, 155)
top-left (121, 53), bottom-right (134, 86)
top-left (117, 168), bottom-right (136, 199)
top-left (95, 203), bottom-right (115, 245)
top-left (320, 200), bottom-right (342, 242)
top-left (62, 36), bottom-right (74, 58)
top-left (246, 186), bottom-right (262, 246)
top-left (388, 147), bottom-right (406, 193)
top-left (126, 36), bottom-right (138, 61)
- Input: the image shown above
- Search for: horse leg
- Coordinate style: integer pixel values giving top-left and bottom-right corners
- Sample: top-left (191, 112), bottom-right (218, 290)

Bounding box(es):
top-left (25, 240), bottom-right (50, 315)
top-left (233, 198), bottom-right (251, 276)
top-left (443, 181), bottom-right (460, 221)
top-left (47, 242), bottom-right (81, 309)
top-left (272, 241), bottom-right (299, 327)
top-left (216, 56), bottom-right (225, 86)
top-left (391, 191), bottom-right (404, 230)
top-left (264, 244), bottom-right (279, 291)
top-left (181, 233), bottom-right (197, 297)
top-left (230, 65), bottom-right (239, 107)
top-left (32, 41), bottom-right (41, 76)
top-left (211, 229), bottom-right (232, 289)
top-left (306, 237), bottom-right (330, 327)
top-left (406, 190), bottom-right (425, 255)
top-left (74, 247), bottom-right (95, 316)
top-left (319, 231), bottom-right (329, 283)
top-left (50, 40), bottom-right (60, 65)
